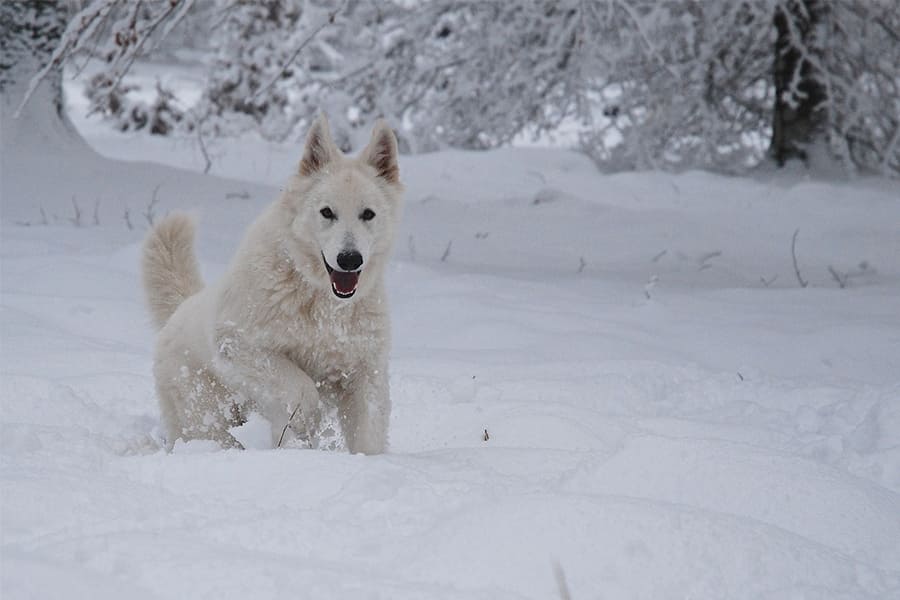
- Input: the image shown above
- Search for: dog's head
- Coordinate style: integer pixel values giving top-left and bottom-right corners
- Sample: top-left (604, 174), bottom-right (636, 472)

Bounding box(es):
top-left (282, 114), bottom-right (403, 300)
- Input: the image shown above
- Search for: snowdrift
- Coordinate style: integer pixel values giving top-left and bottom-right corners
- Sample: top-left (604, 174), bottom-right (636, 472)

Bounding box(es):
top-left (2, 112), bottom-right (899, 598)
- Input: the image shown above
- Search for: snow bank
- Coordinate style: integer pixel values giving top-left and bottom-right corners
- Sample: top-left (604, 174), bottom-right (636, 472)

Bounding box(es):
top-left (2, 116), bottom-right (899, 598)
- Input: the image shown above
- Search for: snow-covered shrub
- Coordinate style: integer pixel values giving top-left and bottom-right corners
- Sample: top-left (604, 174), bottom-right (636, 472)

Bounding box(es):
top-left (1, 0), bottom-right (67, 113)
top-left (16, 0), bottom-right (900, 175)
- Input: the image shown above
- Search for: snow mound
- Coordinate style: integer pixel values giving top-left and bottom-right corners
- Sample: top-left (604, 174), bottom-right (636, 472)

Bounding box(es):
top-left (2, 126), bottom-right (899, 598)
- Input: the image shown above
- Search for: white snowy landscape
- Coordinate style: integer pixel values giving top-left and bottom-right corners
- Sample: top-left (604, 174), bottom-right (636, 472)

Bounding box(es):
top-left (3, 5), bottom-right (900, 595)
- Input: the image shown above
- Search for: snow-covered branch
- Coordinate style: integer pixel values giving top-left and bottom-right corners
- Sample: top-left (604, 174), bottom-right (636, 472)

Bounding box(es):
top-left (16, 0), bottom-right (898, 175)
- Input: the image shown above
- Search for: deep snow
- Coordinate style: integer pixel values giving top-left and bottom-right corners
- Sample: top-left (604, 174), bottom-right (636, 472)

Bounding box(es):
top-left (2, 85), bottom-right (900, 599)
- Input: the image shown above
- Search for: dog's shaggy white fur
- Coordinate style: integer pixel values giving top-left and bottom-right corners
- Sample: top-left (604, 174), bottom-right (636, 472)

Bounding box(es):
top-left (142, 115), bottom-right (403, 453)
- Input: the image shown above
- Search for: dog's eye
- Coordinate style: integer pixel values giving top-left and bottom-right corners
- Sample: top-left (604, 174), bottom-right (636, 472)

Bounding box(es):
top-left (360, 208), bottom-right (376, 221)
top-left (320, 207), bottom-right (336, 220)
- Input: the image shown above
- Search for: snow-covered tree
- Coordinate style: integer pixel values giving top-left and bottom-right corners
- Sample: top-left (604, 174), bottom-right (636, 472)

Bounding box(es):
top-left (1, 0), bottom-right (66, 117)
top-left (578, 0), bottom-right (899, 175)
top-left (16, 0), bottom-right (900, 175)
top-left (191, 0), bottom-right (374, 148)
top-left (814, 1), bottom-right (900, 175)
top-left (0, 0), bottom-right (93, 164)
top-left (577, 1), bottom-right (777, 171)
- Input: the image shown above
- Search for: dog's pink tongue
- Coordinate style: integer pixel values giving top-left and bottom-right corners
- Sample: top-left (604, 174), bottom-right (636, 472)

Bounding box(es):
top-left (330, 271), bottom-right (359, 294)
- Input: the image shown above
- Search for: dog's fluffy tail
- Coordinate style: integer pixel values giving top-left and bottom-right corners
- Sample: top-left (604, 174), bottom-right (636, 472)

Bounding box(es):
top-left (142, 213), bottom-right (204, 329)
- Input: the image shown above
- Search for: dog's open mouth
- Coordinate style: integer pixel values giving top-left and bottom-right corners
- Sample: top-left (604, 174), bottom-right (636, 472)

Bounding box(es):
top-left (323, 255), bottom-right (360, 298)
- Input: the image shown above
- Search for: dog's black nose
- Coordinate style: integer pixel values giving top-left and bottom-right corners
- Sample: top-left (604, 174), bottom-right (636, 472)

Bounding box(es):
top-left (336, 250), bottom-right (363, 271)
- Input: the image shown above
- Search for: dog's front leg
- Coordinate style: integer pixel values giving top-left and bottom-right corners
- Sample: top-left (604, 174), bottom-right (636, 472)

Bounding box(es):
top-left (213, 338), bottom-right (320, 447)
top-left (340, 364), bottom-right (390, 455)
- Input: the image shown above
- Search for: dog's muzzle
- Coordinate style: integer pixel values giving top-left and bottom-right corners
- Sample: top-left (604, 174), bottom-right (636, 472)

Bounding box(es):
top-left (322, 254), bottom-right (360, 298)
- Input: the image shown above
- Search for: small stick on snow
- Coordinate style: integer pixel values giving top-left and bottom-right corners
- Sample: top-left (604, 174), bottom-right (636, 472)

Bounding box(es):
top-left (440, 240), bottom-right (452, 262)
top-left (760, 274), bottom-right (778, 287)
top-left (196, 117), bottom-right (212, 174)
top-left (697, 250), bottom-right (722, 271)
top-left (791, 229), bottom-right (808, 288)
top-left (828, 265), bottom-right (848, 289)
top-left (552, 562), bottom-right (572, 600)
top-left (483, 429), bottom-right (490, 442)
top-left (70, 196), bottom-right (82, 227)
top-left (144, 185), bottom-right (161, 226)
top-left (277, 404), bottom-right (304, 448)
top-left (644, 274), bottom-right (659, 299)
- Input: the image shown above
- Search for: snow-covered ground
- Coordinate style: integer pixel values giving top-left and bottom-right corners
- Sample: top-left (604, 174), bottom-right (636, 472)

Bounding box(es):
top-left (2, 89), bottom-right (900, 598)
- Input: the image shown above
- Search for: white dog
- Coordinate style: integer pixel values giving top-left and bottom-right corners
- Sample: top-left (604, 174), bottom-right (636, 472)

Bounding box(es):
top-left (142, 115), bottom-right (403, 453)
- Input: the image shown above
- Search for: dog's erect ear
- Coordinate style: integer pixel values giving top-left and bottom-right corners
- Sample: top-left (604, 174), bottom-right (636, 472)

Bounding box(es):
top-left (360, 119), bottom-right (400, 184)
top-left (299, 114), bottom-right (338, 177)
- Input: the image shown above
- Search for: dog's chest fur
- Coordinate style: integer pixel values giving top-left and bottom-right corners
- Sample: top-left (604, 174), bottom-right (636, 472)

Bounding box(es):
top-left (218, 208), bottom-right (389, 398)
top-left (254, 261), bottom-right (387, 390)
top-left (284, 298), bottom-right (384, 387)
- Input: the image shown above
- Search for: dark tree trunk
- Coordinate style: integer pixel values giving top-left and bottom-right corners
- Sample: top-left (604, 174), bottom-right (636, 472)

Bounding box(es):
top-left (769, 0), bottom-right (828, 167)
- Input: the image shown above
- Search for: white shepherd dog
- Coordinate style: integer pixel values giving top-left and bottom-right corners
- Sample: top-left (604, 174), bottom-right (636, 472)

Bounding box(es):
top-left (142, 115), bottom-right (403, 454)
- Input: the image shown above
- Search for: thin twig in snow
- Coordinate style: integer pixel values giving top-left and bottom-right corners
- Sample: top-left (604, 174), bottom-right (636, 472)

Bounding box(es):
top-left (440, 240), bottom-right (452, 262)
top-left (144, 185), bottom-right (161, 226)
top-left (791, 228), bottom-right (808, 288)
top-left (644, 274), bottom-right (659, 299)
top-left (195, 115), bottom-right (212, 174)
top-left (760, 274), bottom-right (778, 287)
top-left (697, 250), bottom-right (722, 271)
top-left (70, 196), bottom-right (82, 227)
top-left (828, 265), bottom-right (848, 289)
top-left (277, 404), bottom-right (304, 448)
top-left (552, 562), bottom-right (572, 600)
